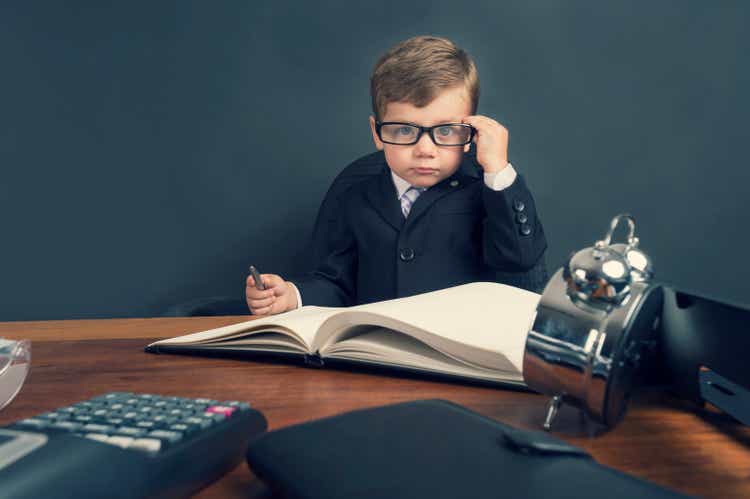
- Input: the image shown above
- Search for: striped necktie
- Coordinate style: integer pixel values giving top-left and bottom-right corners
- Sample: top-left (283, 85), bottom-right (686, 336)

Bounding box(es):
top-left (400, 186), bottom-right (425, 218)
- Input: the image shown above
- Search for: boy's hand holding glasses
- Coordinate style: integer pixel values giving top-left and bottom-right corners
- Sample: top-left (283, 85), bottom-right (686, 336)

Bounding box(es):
top-left (461, 115), bottom-right (509, 174)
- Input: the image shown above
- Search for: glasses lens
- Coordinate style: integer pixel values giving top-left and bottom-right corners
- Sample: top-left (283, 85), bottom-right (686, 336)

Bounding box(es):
top-left (433, 125), bottom-right (472, 145)
top-left (380, 124), bottom-right (419, 144)
top-left (0, 339), bottom-right (31, 412)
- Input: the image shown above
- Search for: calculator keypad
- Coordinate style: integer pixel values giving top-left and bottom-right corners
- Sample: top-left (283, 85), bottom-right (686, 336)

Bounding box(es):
top-left (14, 392), bottom-right (251, 454)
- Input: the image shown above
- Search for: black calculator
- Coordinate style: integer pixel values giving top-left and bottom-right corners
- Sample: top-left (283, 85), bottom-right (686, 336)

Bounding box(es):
top-left (0, 392), bottom-right (267, 498)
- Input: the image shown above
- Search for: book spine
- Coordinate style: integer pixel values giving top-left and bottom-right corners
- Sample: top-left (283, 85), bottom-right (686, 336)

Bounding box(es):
top-left (304, 352), bottom-right (325, 368)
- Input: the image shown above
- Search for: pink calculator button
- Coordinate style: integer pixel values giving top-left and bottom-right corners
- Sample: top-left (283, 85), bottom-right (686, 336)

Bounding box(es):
top-left (206, 405), bottom-right (237, 418)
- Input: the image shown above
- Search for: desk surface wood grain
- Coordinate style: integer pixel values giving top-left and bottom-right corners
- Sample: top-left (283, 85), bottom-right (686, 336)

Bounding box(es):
top-left (0, 317), bottom-right (748, 498)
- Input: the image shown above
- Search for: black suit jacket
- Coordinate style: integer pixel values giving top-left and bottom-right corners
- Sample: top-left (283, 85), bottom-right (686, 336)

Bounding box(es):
top-left (294, 150), bottom-right (548, 307)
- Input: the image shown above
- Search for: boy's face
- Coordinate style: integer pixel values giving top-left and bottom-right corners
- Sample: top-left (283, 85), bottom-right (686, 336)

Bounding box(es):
top-left (369, 85), bottom-right (472, 189)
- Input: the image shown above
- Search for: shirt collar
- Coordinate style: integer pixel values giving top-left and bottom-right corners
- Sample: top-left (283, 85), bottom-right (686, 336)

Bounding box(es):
top-left (390, 171), bottom-right (423, 199)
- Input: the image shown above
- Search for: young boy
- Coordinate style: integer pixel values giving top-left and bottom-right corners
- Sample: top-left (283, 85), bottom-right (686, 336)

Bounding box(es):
top-left (246, 35), bottom-right (547, 315)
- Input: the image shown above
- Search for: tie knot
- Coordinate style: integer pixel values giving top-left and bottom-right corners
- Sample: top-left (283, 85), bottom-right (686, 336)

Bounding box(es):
top-left (403, 186), bottom-right (424, 199)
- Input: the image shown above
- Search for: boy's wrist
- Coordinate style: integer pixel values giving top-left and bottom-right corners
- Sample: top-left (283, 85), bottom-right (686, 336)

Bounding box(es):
top-left (285, 281), bottom-right (301, 311)
top-left (479, 159), bottom-right (508, 174)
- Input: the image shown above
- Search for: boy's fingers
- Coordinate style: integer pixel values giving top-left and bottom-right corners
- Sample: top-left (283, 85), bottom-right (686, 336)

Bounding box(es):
top-left (266, 280), bottom-right (290, 297)
top-left (462, 115), bottom-right (488, 127)
top-left (248, 296), bottom-right (275, 310)
top-left (463, 115), bottom-right (504, 131)
top-left (250, 304), bottom-right (272, 316)
top-left (246, 286), bottom-right (275, 300)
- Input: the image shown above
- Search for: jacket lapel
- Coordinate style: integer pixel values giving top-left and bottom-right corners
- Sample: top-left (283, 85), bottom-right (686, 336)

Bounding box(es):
top-left (405, 171), bottom-right (472, 225)
top-left (363, 167), bottom-right (404, 231)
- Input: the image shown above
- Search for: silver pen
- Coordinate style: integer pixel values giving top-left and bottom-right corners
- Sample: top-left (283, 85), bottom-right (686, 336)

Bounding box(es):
top-left (248, 265), bottom-right (266, 290)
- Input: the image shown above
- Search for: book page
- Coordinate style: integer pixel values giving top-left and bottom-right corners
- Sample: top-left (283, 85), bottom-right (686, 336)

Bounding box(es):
top-left (322, 326), bottom-right (524, 384)
top-left (314, 282), bottom-right (540, 374)
top-left (147, 306), bottom-right (342, 353)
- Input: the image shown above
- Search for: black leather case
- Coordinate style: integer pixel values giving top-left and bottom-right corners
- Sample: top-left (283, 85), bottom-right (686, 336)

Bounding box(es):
top-left (246, 399), bottom-right (690, 499)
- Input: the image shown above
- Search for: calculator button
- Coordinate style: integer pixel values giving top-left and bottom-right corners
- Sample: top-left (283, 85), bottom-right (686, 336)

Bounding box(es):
top-left (184, 417), bottom-right (213, 429)
top-left (72, 402), bottom-right (95, 411)
top-left (148, 430), bottom-right (183, 444)
top-left (206, 405), bottom-right (237, 418)
top-left (225, 401), bottom-right (251, 410)
top-left (115, 427), bottom-right (147, 438)
top-left (130, 438), bottom-right (162, 453)
top-left (18, 418), bottom-right (50, 429)
top-left (94, 393), bottom-right (131, 402)
top-left (168, 423), bottom-right (193, 434)
top-left (149, 415), bottom-right (171, 426)
top-left (83, 424), bottom-right (115, 434)
top-left (51, 421), bottom-right (83, 432)
top-left (203, 412), bottom-right (228, 423)
top-left (39, 412), bottom-right (64, 420)
top-left (107, 436), bottom-right (134, 448)
top-left (85, 433), bottom-right (110, 443)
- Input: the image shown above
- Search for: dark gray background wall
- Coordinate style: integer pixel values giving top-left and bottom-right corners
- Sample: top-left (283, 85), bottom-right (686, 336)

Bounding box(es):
top-left (1, 1), bottom-right (748, 321)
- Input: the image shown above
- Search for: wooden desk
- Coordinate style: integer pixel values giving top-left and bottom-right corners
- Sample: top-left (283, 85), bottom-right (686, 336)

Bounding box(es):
top-left (1, 317), bottom-right (748, 498)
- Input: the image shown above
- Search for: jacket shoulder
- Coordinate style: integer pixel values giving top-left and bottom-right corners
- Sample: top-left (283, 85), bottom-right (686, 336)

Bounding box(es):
top-left (328, 151), bottom-right (387, 196)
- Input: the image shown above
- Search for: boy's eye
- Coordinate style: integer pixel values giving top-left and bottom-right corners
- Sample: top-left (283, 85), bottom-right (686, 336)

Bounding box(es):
top-left (397, 126), bottom-right (416, 136)
top-left (436, 126), bottom-right (454, 136)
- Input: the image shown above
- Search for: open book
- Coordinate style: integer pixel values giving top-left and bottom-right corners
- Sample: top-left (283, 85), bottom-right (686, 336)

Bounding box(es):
top-left (146, 282), bottom-right (540, 387)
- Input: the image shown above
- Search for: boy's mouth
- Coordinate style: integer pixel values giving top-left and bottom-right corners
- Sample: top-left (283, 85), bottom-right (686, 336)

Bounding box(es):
top-left (412, 167), bottom-right (439, 175)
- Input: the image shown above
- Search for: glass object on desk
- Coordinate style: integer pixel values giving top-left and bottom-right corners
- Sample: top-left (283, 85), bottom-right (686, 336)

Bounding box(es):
top-left (0, 338), bottom-right (31, 411)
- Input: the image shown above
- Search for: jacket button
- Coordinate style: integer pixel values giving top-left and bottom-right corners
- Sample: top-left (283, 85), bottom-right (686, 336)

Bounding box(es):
top-left (516, 213), bottom-right (528, 224)
top-left (519, 224), bottom-right (532, 236)
top-left (513, 200), bottom-right (525, 212)
top-left (399, 248), bottom-right (415, 261)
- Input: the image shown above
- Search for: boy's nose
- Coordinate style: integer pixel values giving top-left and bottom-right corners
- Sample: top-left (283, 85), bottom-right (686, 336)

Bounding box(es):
top-left (413, 131), bottom-right (437, 155)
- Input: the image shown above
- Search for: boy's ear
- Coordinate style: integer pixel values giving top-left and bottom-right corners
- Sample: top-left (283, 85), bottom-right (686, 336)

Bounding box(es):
top-left (369, 116), bottom-right (384, 151)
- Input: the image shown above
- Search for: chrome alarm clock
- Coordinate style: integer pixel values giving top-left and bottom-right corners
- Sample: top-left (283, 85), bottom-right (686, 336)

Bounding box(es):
top-left (523, 214), bottom-right (663, 430)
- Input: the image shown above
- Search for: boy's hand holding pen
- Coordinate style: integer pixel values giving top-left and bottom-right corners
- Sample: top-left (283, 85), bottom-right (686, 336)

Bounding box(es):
top-left (246, 265), bottom-right (299, 316)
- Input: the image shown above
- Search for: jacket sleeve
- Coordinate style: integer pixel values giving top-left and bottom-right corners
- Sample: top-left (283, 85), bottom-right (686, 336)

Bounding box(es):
top-left (293, 193), bottom-right (358, 307)
top-left (481, 173), bottom-right (549, 292)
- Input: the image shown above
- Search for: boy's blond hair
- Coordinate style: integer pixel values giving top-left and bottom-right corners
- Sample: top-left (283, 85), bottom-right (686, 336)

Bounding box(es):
top-left (370, 35), bottom-right (480, 120)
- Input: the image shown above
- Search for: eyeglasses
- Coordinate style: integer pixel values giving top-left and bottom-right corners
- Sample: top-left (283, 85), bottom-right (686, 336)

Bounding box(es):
top-left (0, 338), bottom-right (31, 412)
top-left (375, 122), bottom-right (475, 146)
